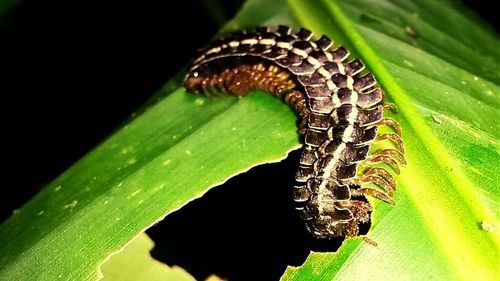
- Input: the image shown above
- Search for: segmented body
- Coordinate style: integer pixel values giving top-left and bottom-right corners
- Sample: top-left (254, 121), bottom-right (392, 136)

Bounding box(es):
top-left (185, 26), bottom-right (405, 240)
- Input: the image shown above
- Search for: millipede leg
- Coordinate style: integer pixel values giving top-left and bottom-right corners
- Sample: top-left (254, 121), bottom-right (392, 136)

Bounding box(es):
top-left (362, 151), bottom-right (403, 174)
top-left (376, 118), bottom-right (402, 136)
top-left (373, 133), bottom-right (405, 154)
top-left (372, 149), bottom-right (407, 166)
top-left (284, 91), bottom-right (309, 117)
top-left (347, 166), bottom-right (396, 195)
top-left (363, 167), bottom-right (397, 193)
top-left (382, 102), bottom-right (397, 113)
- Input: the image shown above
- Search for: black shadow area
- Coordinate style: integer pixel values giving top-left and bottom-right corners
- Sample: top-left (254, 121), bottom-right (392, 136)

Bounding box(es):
top-left (147, 151), bottom-right (344, 281)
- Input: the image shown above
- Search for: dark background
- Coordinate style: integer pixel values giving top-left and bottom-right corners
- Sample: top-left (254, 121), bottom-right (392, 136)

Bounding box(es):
top-left (1, 0), bottom-right (498, 279)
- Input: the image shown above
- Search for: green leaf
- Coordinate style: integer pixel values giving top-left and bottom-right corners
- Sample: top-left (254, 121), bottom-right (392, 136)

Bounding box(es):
top-left (1, 0), bottom-right (499, 280)
top-left (100, 233), bottom-right (195, 281)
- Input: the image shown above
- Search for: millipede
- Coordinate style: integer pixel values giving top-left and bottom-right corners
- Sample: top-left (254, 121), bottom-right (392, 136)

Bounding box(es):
top-left (184, 25), bottom-right (406, 240)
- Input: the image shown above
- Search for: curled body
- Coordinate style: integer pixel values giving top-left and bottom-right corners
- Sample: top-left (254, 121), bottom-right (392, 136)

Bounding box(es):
top-left (185, 26), bottom-right (405, 240)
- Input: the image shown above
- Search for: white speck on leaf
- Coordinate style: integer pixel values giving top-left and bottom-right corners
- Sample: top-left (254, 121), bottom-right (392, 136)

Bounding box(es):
top-left (127, 158), bottom-right (137, 165)
top-left (185, 150), bottom-right (192, 156)
top-left (163, 159), bottom-right (172, 166)
top-left (154, 184), bottom-right (165, 191)
top-left (127, 189), bottom-right (141, 199)
top-left (403, 60), bottom-right (414, 68)
top-left (54, 185), bottom-right (62, 192)
top-left (63, 200), bottom-right (78, 209)
top-left (38, 211), bottom-right (44, 216)
top-left (138, 200), bottom-right (144, 205)
top-left (481, 221), bottom-right (496, 232)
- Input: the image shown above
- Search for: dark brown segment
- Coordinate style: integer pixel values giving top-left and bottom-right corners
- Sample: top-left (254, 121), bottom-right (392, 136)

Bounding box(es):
top-left (309, 50), bottom-right (329, 63)
top-left (296, 206), bottom-right (314, 220)
top-left (331, 46), bottom-right (349, 62)
top-left (331, 73), bottom-right (348, 88)
top-left (336, 88), bottom-right (354, 105)
top-left (309, 97), bottom-right (334, 113)
top-left (330, 184), bottom-right (350, 200)
top-left (334, 105), bottom-right (355, 123)
top-left (293, 185), bottom-right (311, 202)
top-left (322, 61), bottom-right (341, 75)
top-left (358, 126), bottom-right (378, 143)
top-left (305, 197), bottom-right (320, 216)
top-left (353, 73), bottom-right (376, 91)
top-left (308, 112), bottom-right (331, 130)
top-left (341, 144), bottom-right (370, 163)
top-left (277, 25), bottom-right (292, 36)
top-left (315, 35), bottom-right (333, 50)
top-left (305, 85), bottom-right (331, 98)
top-left (295, 165), bottom-right (314, 182)
top-left (296, 28), bottom-right (313, 40)
top-left (322, 138), bottom-right (343, 155)
top-left (298, 71), bottom-right (326, 85)
top-left (305, 129), bottom-right (328, 147)
top-left (330, 208), bottom-right (353, 221)
top-left (278, 34), bottom-right (296, 44)
top-left (289, 60), bottom-right (316, 75)
top-left (300, 147), bottom-right (317, 166)
top-left (335, 162), bottom-right (357, 179)
top-left (357, 106), bottom-right (383, 126)
top-left (345, 59), bottom-right (365, 75)
top-left (315, 154), bottom-right (334, 173)
top-left (276, 52), bottom-right (303, 66)
top-left (293, 40), bottom-right (314, 54)
top-left (357, 88), bottom-right (383, 108)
